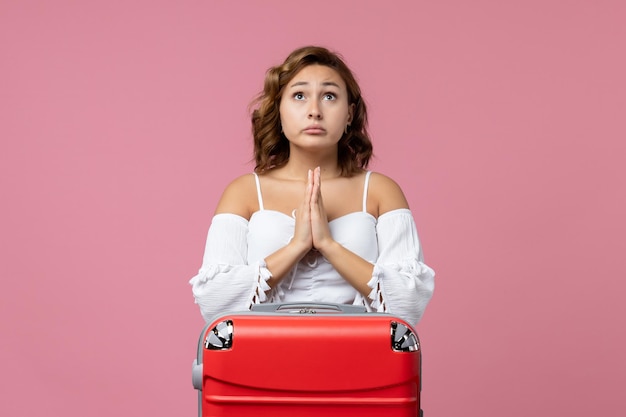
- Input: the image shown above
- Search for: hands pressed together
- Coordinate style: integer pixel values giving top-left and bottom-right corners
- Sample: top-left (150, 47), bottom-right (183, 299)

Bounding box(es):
top-left (291, 167), bottom-right (336, 258)
top-left (265, 166), bottom-right (374, 294)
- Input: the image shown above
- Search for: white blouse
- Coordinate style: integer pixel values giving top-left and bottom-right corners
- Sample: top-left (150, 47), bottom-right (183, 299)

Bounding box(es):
top-left (189, 173), bottom-right (435, 326)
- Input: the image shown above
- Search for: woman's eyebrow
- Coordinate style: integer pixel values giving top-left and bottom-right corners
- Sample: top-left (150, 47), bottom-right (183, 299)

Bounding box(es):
top-left (288, 81), bottom-right (341, 88)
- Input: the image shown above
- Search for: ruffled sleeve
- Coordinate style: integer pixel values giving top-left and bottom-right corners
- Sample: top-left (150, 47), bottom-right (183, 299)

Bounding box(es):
top-left (189, 213), bottom-right (273, 322)
top-left (356, 209), bottom-right (435, 326)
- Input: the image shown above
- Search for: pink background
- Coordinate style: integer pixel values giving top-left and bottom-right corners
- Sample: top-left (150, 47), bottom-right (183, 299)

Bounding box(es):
top-left (1, 1), bottom-right (625, 416)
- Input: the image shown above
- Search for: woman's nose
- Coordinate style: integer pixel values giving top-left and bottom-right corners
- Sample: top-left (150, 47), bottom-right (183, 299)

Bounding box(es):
top-left (308, 102), bottom-right (322, 119)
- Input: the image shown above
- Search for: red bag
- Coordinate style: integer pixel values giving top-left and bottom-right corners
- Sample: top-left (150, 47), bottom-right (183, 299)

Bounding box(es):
top-left (192, 303), bottom-right (423, 417)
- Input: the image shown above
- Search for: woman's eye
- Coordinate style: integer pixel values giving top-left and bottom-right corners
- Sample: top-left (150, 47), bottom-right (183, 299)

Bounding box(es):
top-left (323, 93), bottom-right (336, 100)
top-left (294, 93), bottom-right (305, 100)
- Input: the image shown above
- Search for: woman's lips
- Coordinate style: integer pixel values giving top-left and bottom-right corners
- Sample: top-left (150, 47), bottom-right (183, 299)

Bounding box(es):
top-left (303, 125), bottom-right (326, 134)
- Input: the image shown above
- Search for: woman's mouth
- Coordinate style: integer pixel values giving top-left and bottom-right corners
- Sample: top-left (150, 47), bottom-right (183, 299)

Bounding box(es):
top-left (303, 125), bottom-right (326, 134)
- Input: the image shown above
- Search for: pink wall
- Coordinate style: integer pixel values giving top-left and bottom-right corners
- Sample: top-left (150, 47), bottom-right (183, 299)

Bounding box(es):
top-left (1, 1), bottom-right (624, 416)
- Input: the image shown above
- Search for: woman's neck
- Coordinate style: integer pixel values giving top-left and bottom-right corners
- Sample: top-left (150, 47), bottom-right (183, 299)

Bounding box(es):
top-left (277, 153), bottom-right (341, 181)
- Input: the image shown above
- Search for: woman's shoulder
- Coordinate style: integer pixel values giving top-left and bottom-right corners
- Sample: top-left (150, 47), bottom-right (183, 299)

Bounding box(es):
top-left (214, 173), bottom-right (258, 219)
top-left (367, 171), bottom-right (410, 215)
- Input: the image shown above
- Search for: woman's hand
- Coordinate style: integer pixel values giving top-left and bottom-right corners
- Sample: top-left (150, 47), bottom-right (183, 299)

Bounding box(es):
top-left (288, 167), bottom-right (336, 257)
top-left (289, 169), bottom-right (314, 256)
top-left (309, 167), bottom-right (336, 253)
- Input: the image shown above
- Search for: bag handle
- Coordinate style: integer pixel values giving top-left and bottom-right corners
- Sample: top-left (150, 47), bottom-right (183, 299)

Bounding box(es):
top-left (251, 302), bottom-right (367, 314)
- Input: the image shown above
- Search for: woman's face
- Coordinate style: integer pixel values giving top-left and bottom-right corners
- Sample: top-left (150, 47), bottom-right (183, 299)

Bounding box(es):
top-left (279, 64), bottom-right (354, 151)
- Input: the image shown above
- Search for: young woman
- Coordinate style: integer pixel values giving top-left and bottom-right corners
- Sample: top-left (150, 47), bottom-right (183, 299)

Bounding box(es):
top-left (190, 46), bottom-right (435, 326)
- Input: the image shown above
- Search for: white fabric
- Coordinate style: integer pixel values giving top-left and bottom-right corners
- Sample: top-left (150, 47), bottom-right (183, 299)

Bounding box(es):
top-left (189, 173), bottom-right (435, 325)
top-left (248, 210), bottom-right (378, 305)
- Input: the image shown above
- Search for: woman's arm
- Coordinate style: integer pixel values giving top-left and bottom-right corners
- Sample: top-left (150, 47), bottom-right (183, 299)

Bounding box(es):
top-left (310, 170), bottom-right (434, 325)
top-left (189, 213), bottom-right (272, 322)
top-left (368, 209), bottom-right (435, 325)
top-left (213, 173), bottom-right (312, 288)
top-left (311, 170), bottom-right (411, 296)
